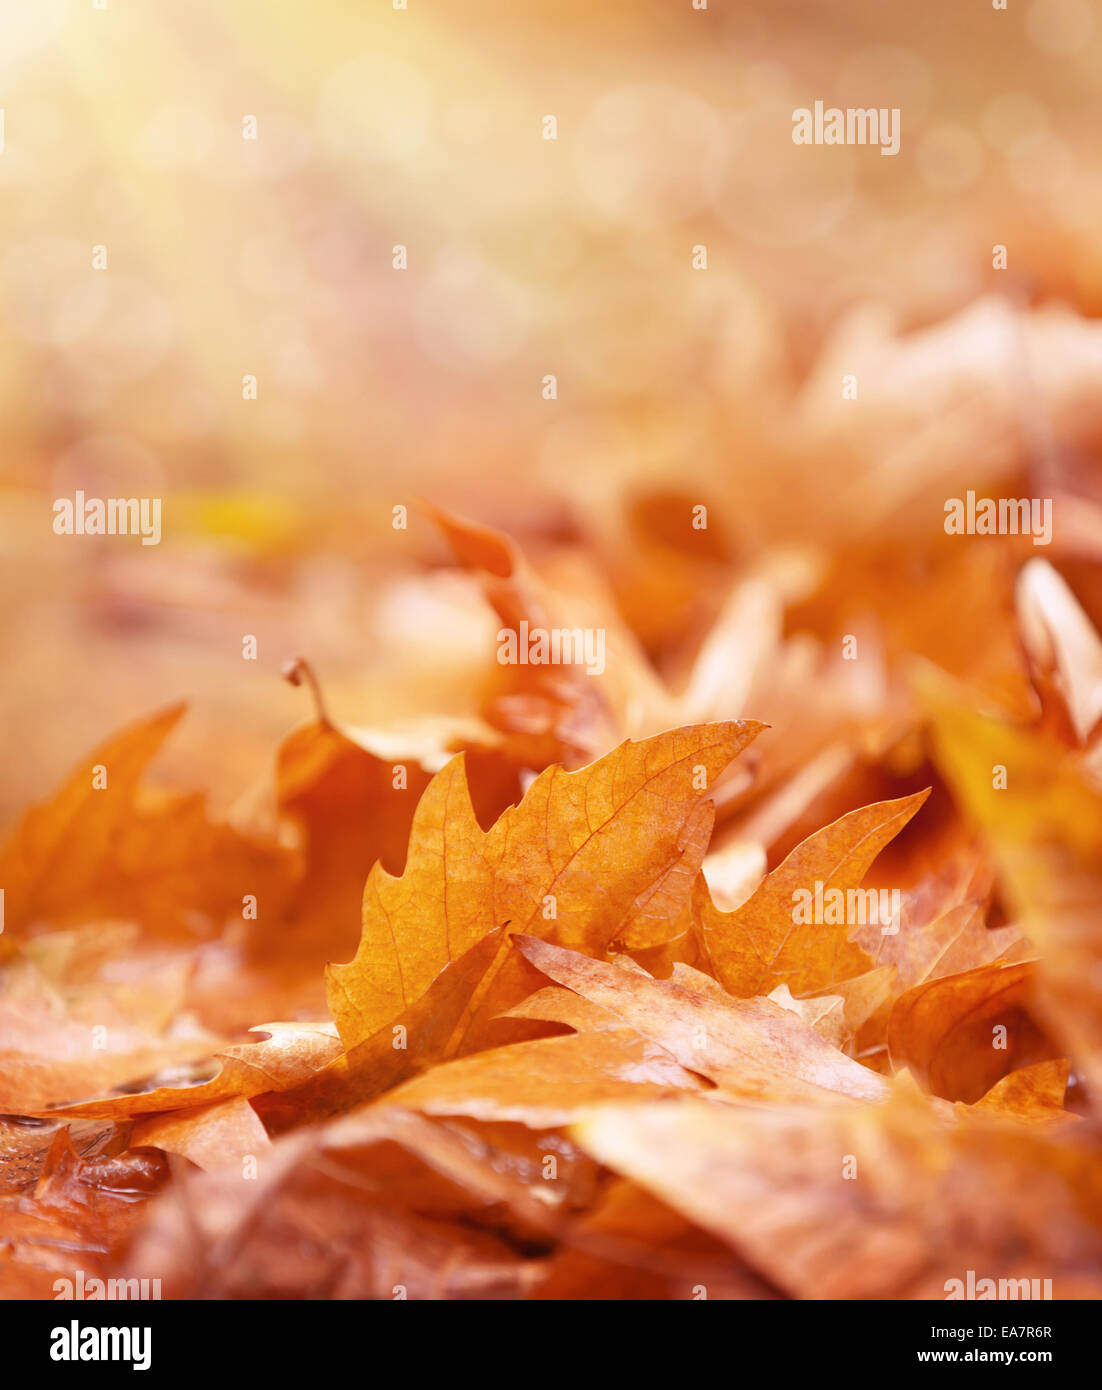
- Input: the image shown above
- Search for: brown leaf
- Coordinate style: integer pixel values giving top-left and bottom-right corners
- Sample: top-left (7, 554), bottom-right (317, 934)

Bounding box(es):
top-left (0, 705), bottom-right (294, 946)
top-left (0, 1130), bottom-right (167, 1300)
top-left (532, 1179), bottom-right (776, 1301)
top-left (262, 928), bottom-right (510, 1126)
top-left (117, 1106), bottom-right (570, 1298)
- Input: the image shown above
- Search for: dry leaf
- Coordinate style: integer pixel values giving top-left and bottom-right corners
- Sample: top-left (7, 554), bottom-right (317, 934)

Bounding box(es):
top-left (887, 961), bottom-right (1059, 1103)
top-left (131, 1096), bottom-right (271, 1172)
top-left (574, 1083), bottom-right (1102, 1298)
top-left (922, 669), bottom-right (1102, 1107)
top-left (697, 790), bottom-right (930, 998)
top-left (514, 936), bottom-right (888, 1104)
top-left (327, 722), bottom-right (763, 1053)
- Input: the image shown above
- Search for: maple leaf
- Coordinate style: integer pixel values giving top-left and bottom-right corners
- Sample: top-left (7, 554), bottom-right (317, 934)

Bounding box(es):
top-left (10, 0), bottom-right (1102, 1315)
top-left (0, 704), bottom-right (294, 945)
top-left (430, 507), bottom-right (886, 835)
top-left (855, 898), bottom-right (1023, 999)
top-left (379, 934), bottom-right (890, 1127)
top-left (386, 1026), bottom-right (705, 1127)
top-left (263, 928), bottom-right (510, 1125)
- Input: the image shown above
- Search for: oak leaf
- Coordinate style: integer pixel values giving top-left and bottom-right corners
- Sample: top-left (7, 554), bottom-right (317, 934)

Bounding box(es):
top-left (327, 721), bottom-right (764, 1053)
top-left (514, 936), bottom-right (888, 1104)
top-left (574, 1080), bottom-right (1102, 1299)
top-left (887, 960), bottom-right (1060, 1103)
top-left (922, 668), bottom-right (1102, 1107)
top-left (697, 789), bottom-right (930, 998)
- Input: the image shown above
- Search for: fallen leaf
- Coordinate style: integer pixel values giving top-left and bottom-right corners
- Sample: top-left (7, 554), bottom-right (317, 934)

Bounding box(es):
top-left (574, 1081), bottom-right (1102, 1298)
top-left (922, 668), bottom-right (1102, 1107)
top-left (327, 722), bottom-right (764, 1053)
top-left (887, 961), bottom-right (1059, 1103)
top-left (1017, 558), bottom-right (1102, 742)
top-left (0, 705), bottom-right (184, 936)
top-left (514, 936), bottom-right (888, 1104)
top-left (971, 1060), bottom-right (1072, 1123)
top-left (44, 1022), bottom-right (343, 1120)
top-left (131, 1096), bottom-right (271, 1172)
top-left (697, 790), bottom-right (931, 998)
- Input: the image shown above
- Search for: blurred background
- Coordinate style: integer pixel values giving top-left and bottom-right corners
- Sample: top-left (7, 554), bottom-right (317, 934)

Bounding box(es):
top-left (2, 0), bottom-right (1102, 821)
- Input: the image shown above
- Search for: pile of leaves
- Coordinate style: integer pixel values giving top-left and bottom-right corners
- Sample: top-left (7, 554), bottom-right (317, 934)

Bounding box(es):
top-left (3, 493), bottom-right (1102, 1301)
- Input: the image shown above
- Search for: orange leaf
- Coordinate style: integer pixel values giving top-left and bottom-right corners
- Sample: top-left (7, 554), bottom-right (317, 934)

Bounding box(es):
top-left (388, 1027), bottom-right (705, 1127)
top-left (45, 1022), bottom-right (342, 1119)
top-left (327, 722), bottom-right (764, 1052)
top-left (697, 789), bottom-right (931, 997)
top-left (574, 1082), bottom-right (1102, 1299)
top-left (887, 961), bottom-right (1059, 1103)
top-left (515, 935), bottom-right (888, 1104)
top-left (131, 1096), bottom-right (271, 1172)
top-left (971, 1060), bottom-right (1071, 1123)
top-left (922, 667), bottom-right (1102, 1108)
top-left (0, 704), bottom-right (184, 935)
